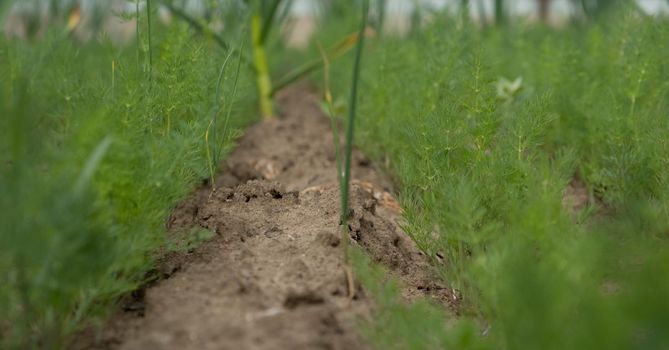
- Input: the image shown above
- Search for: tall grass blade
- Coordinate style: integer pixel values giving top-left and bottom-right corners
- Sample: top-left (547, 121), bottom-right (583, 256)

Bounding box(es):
top-left (375, 0), bottom-right (386, 34)
top-left (208, 37), bottom-right (246, 188)
top-left (205, 119), bottom-right (215, 193)
top-left (495, 0), bottom-right (505, 24)
top-left (136, 0), bottom-right (140, 67)
top-left (212, 49), bottom-right (236, 165)
top-left (147, 0), bottom-right (153, 78)
top-left (340, 0), bottom-right (368, 244)
top-left (318, 42), bottom-right (343, 185)
top-left (217, 38), bottom-right (246, 161)
top-left (111, 60), bottom-right (116, 99)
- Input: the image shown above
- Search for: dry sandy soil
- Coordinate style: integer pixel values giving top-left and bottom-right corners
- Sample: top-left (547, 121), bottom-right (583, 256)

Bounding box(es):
top-left (74, 85), bottom-right (451, 350)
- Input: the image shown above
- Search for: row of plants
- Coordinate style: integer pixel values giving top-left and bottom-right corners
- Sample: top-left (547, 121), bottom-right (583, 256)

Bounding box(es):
top-left (318, 4), bottom-right (669, 350)
top-left (0, 11), bottom-right (255, 347)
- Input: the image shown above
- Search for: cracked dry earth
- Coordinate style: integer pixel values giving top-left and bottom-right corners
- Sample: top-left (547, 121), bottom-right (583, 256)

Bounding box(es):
top-left (76, 85), bottom-right (451, 350)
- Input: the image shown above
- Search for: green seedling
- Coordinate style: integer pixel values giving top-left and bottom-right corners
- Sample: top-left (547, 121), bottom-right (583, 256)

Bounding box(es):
top-left (318, 42), bottom-right (343, 186)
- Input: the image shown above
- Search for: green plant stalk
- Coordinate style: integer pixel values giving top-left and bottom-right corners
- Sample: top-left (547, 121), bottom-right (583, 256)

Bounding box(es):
top-left (212, 49), bottom-right (235, 165)
top-left (259, 0), bottom-right (283, 44)
top-left (580, 0), bottom-right (590, 17)
top-left (136, 0), bottom-right (140, 67)
top-left (375, 0), bottom-right (386, 33)
top-left (341, 0), bottom-right (368, 248)
top-left (217, 39), bottom-right (246, 161)
top-left (252, 14), bottom-right (273, 119)
top-left (318, 42), bottom-right (343, 185)
top-left (162, 0), bottom-right (353, 119)
top-left (276, 0), bottom-right (294, 24)
top-left (495, 0), bottom-right (504, 24)
top-left (205, 119), bottom-right (215, 193)
top-left (146, 0), bottom-right (153, 78)
top-left (410, 0), bottom-right (421, 34)
top-left (111, 60), bottom-right (115, 99)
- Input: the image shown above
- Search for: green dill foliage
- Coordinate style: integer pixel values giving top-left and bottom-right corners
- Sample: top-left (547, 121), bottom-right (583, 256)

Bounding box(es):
top-left (349, 247), bottom-right (490, 350)
top-left (0, 22), bottom-right (253, 348)
top-left (326, 6), bottom-right (669, 350)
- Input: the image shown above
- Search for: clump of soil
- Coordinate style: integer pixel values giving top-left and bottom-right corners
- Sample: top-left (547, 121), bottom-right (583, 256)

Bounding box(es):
top-left (75, 85), bottom-right (448, 350)
top-left (562, 177), bottom-right (592, 213)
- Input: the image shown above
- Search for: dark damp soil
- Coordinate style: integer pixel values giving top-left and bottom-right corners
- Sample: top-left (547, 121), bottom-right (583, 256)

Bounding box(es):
top-left (73, 85), bottom-right (450, 350)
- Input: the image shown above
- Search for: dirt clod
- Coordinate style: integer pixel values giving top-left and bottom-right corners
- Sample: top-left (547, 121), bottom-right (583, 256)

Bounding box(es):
top-left (316, 230), bottom-right (341, 248)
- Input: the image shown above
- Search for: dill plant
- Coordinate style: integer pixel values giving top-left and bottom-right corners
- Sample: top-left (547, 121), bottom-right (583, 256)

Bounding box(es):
top-left (0, 21), bottom-right (253, 348)
top-left (324, 4), bottom-right (669, 350)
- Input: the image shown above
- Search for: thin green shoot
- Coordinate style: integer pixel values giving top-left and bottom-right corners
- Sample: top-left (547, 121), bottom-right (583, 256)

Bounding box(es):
top-left (212, 49), bottom-right (236, 165)
top-left (317, 41), bottom-right (343, 185)
top-left (146, 0), bottom-right (153, 78)
top-left (216, 38), bottom-right (246, 162)
top-left (208, 38), bottom-right (246, 192)
top-left (259, 0), bottom-right (284, 44)
top-left (111, 60), bottom-right (116, 99)
top-left (375, 0), bottom-right (386, 34)
top-left (136, 0), bottom-right (140, 67)
top-left (205, 119), bottom-right (215, 195)
top-left (340, 0), bottom-right (369, 248)
top-left (495, 0), bottom-right (505, 24)
top-left (251, 10), bottom-right (274, 118)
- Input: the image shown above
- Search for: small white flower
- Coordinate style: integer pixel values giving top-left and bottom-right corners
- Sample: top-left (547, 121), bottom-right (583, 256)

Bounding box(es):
top-left (496, 77), bottom-right (523, 101)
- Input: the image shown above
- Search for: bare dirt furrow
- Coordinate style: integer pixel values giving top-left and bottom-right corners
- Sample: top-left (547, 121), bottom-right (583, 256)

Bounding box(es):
top-left (76, 85), bottom-right (448, 350)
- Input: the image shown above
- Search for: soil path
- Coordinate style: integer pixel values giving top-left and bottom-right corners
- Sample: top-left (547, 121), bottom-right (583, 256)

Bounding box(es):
top-left (77, 85), bottom-right (449, 350)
